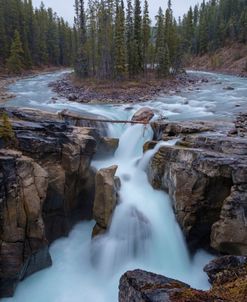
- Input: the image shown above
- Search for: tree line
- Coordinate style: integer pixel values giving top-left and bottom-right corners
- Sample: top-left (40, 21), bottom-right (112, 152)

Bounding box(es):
top-left (74, 0), bottom-right (180, 80)
top-left (74, 0), bottom-right (247, 80)
top-left (179, 0), bottom-right (247, 56)
top-left (0, 0), bottom-right (75, 73)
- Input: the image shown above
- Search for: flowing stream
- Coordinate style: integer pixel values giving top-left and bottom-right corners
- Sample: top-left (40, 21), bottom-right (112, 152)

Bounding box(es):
top-left (2, 70), bottom-right (247, 302)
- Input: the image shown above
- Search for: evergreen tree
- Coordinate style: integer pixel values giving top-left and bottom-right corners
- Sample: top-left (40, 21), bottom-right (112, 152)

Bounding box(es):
top-left (75, 0), bottom-right (89, 77)
top-left (6, 30), bottom-right (25, 74)
top-left (114, 0), bottom-right (126, 79)
top-left (142, 0), bottom-right (151, 73)
top-left (126, 0), bottom-right (135, 77)
top-left (133, 0), bottom-right (143, 75)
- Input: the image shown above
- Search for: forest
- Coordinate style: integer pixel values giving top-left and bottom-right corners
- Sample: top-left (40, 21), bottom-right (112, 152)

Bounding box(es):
top-left (0, 0), bottom-right (246, 77)
top-left (74, 0), bottom-right (247, 79)
top-left (0, 0), bottom-right (75, 73)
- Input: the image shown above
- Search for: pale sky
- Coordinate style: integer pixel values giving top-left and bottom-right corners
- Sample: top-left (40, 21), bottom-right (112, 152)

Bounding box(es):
top-left (32, 0), bottom-right (203, 24)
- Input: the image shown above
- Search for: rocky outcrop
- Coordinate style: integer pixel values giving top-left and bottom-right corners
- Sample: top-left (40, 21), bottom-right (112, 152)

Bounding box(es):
top-left (119, 270), bottom-right (222, 302)
top-left (92, 165), bottom-right (120, 237)
top-left (147, 121), bottom-right (247, 254)
top-left (0, 150), bottom-right (51, 297)
top-left (0, 108), bottom-right (98, 297)
top-left (204, 255), bottom-right (247, 284)
top-left (119, 262), bottom-right (247, 302)
top-left (131, 107), bottom-right (154, 124)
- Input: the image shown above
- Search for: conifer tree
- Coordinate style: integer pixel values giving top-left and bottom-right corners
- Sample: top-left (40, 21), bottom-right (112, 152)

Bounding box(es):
top-left (126, 0), bottom-right (135, 77)
top-left (142, 0), bottom-right (151, 73)
top-left (133, 0), bottom-right (143, 75)
top-left (6, 30), bottom-right (25, 74)
top-left (75, 0), bottom-right (89, 77)
top-left (114, 0), bottom-right (126, 79)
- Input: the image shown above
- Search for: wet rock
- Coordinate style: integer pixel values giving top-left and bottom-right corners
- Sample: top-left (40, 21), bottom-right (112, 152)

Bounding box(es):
top-left (119, 267), bottom-right (246, 302)
top-left (151, 120), bottom-right (214, 141)
top-left (92, 165), bottom-right (120, 237)
top-left (119, 270), bottom-right (221, 302)
top-left (223, 86), bottom-right (235, 90)
top-left (204, 255), bottom-right (247, 285)
top-left (148, 121), bottom-right (247, 254)
top-left (96, 137), bottom-right (119, 158)
top-left (0, 150), bottom-right (51, 297)
top-left (0, 108), bottom-right (98, 297)
top-left (131, 107), bottom-right (155, 123)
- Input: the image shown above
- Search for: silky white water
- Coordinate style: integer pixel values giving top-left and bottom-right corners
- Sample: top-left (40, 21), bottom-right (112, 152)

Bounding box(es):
top-left (2, 123), bottom-right (212, 302)
top-left (4, 69), bottom-right (246, 301)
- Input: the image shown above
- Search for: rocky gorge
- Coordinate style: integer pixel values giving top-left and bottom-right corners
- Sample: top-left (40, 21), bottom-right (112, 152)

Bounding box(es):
top-left (0, 107), bottom-right (120, 297)
top-left (0, 70), bottom-right (247, 301)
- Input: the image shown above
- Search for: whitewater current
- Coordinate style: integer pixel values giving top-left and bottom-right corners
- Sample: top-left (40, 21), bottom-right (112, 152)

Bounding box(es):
top-left (2, 69), bottom-right (247, 302)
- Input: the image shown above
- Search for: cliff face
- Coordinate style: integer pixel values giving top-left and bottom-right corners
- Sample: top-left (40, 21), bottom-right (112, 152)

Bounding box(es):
top-left (0, 150), bottom-right (51, 297)
top-left (147, 119), bottom-right (247, 254)
top-left (0, 108), bottom-right (98, 297)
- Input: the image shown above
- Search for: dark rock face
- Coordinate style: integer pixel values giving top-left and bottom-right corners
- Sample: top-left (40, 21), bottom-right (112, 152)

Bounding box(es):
top-left (0, 151), bottom-right (51, 297)
top-left (0, 108), bottom-right (98, 297)
top-left (148, 121), bottom-right (247, 254)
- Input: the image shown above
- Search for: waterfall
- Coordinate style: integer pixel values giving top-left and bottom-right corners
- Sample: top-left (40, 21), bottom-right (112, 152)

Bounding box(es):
top-left (3, 123), bottom-right (212, 302)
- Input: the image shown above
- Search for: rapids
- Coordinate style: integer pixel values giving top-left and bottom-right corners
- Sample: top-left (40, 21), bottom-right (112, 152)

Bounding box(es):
top-left (2, 70), bottom-right (247, 302)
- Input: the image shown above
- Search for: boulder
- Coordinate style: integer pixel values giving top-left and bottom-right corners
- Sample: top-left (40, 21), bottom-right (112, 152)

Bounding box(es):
top-left (204, 255), bottom-right (247, 285)
top-left (119, 267), bottom-right (247, 302)
top-left (131, 107), bottom-right (154, 123)
top-left (96, 137), bottom-right (119, 158)
top-left (119, 270), bottom-right (221, 302)
top-left (92, 165), bottom-right (120, 237)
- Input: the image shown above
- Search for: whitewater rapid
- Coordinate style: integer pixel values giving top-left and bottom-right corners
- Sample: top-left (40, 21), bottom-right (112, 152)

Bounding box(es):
top-left (2, 122), bottom-right (212, 302)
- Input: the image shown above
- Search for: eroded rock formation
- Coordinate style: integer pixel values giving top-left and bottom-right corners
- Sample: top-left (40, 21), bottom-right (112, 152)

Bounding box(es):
top-left (0, 108), bottom-right (98, 297)
top-left (147, 120), bottom-right (247, 254)
top-left (92, 165), bottom-right (120, 237)
top-left (0, 150), bottom-right (51, 297)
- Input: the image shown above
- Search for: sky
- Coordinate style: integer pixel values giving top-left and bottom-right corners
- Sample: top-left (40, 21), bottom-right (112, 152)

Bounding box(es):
top-left (32, 0), bottom-right (203, 24)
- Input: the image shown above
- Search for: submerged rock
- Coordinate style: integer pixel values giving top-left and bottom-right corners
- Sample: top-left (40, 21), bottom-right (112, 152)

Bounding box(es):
top-left (92, 165), bottom-right (121, 237)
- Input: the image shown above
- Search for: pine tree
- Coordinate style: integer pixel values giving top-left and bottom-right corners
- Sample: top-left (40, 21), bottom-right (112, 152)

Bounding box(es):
top-left (6, 30), bottom-right (25, 74)
top-left (114, 0), bottom-right (126, 79)
top-left (75, 0), bottom-right (89, 77)
top-left (0, 0), bottom-right (8, 64)
top-left (133, 0), bottom-right (143, 75)
top-left (126, 0), bottom-right (135, 77)
top-left (142, 0), bottom-right (151, 73)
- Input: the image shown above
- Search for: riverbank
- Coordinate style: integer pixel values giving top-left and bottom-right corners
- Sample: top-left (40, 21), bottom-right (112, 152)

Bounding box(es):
top-left (187, 43), bottom-right (247, 78)
top-left (50, 72), bottom-right (209, 104)
top-left (0, 66), bottom-right (68, 104)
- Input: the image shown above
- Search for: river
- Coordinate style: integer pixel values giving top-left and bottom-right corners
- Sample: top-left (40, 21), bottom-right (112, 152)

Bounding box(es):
top-left (2, 70), bottom-right (247, 302)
